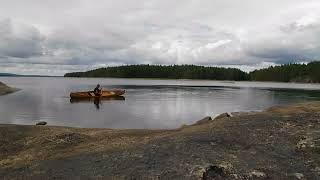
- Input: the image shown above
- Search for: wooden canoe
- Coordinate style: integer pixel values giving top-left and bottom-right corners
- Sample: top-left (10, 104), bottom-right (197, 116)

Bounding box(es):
top-left (70, 89), bottom-right (125, 98)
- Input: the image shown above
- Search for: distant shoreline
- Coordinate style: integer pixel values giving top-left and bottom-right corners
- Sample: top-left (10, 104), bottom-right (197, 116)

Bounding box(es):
top-left (5, 75), bottom-right (320, 84)
top-left (3, 61), bottom-right (320, 83)
top-left (65, 62), bottom-right (320, 83)
top-left (64, 76), bottom-right (320, 84)
top-left (0, 74), bottom-right (62, 78)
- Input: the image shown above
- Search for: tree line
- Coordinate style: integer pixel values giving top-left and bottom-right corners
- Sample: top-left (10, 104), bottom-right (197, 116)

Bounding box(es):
top-left (64, 64), bottom-right (250, 81)
top-left (249, 61), bottom-right (320, 83)
top-left (64, 62), bottom-right (320, 83)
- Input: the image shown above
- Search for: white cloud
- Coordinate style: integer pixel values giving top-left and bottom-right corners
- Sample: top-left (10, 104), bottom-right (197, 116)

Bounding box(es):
top-left (0, 19), bottom-right (44, 59)
top-left (0, 0), bottom-right (319, 75)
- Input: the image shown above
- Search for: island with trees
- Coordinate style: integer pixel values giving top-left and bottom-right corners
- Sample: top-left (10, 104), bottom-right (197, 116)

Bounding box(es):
top-left (65, 64), bottom-right (250, 81)
top-left (65, 61), bottom-right (320, 83)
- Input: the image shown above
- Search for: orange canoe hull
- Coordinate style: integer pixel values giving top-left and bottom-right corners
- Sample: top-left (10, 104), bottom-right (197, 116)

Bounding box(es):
top-left (70, 89), bottom-right (125, 98)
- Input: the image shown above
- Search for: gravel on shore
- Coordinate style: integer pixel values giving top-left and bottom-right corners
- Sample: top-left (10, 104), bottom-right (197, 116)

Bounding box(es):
top-left (1, 101), bottom-right (320, 179)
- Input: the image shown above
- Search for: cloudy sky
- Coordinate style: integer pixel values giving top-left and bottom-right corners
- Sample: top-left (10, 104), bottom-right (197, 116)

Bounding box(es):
top-left (0, 0), bottom-right (320, 75)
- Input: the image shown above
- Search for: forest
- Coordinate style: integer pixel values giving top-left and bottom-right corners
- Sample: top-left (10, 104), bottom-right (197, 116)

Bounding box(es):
top-left (249, 61), bottom-right (320, 83)
top-left (65, 64), bottom-right (250, 81)
top-left (65, 62), bottom-right (320, 83)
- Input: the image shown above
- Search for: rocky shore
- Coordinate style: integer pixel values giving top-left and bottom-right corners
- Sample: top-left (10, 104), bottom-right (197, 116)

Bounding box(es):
top-left (1, 102), bottom-right (320, 179)
top-left (0, 81), bottom-right (17, 95)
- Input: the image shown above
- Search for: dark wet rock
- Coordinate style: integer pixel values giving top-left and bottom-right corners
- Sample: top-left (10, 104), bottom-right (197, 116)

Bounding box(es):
top-left (194, 116), bottom-right (212, 125)
top-left (36, 121), bottom-right (47, 126)
top-left (214, 112), bottom-right (231, 120)
top-left (202, 165), bottom-right (227, 179)
top-left (192, 164), bottom-right (234, 179)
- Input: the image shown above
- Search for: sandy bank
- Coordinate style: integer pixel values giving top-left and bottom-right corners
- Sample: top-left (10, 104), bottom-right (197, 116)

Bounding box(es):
top-left (1, 102), bottom-right (320, 179)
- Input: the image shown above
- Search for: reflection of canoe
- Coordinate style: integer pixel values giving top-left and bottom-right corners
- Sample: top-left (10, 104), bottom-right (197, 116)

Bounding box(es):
top-left (70, 90), bottom-right (125, 98)
top-left (70, 96), bottom-right (125, 103)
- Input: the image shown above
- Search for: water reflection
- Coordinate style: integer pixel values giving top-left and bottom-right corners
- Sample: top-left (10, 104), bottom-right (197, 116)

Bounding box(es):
top-left (70, 96), bottom-right (126, 110)
top-left (94, 98), bottom-right (100, 109)
top-left (1, 77), bottom-right (320, 129)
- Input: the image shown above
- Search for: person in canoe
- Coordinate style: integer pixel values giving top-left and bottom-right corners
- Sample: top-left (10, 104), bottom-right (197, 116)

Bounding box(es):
top-left (93, 84), bottom-right (102, 97)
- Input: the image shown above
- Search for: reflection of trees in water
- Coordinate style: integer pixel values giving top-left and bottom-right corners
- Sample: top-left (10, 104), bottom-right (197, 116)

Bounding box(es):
top-left (267, 89), bottom-right (320, 104)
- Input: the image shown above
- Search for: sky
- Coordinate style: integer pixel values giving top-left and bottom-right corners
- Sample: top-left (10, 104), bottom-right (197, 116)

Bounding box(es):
top-left (0, 0), bottom-right (320, 75)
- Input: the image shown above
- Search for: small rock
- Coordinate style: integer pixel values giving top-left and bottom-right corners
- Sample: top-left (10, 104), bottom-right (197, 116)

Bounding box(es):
top-left (190, 165), bottom-right (205, 179)
top-left (202, 165), bottom-right (227, 179)
top-left (296, 139), bottom-right (307, 150)
top-left (250, 170), bottom-right (266, 178)
top-left (296, 137), bottom-right (315, 151)
top-left (36, 121), bottom-right (47, 126)
top-left (293, 173), bottom-right (304, 179)
top-left (312, 166), bottom-right (320, 174)
top-left (230, 174), bottom-right (240, 179)
top-left (194, 116), bottom-right (212, 125)
top-left (214, 113), bottom-right (231, 120)
top-left (191, 164), bottom-right (230, 179)
top-left (218, 162), bottom-right (233, 171)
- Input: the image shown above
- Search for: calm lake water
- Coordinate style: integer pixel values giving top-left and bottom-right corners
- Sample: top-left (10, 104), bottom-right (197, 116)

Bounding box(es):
top-left (1, 77), bottom-right (320, 129)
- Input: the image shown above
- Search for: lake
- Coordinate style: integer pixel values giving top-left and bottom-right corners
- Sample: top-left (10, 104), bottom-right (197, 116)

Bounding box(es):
top-left (1, 77), bottom-right (320, 129)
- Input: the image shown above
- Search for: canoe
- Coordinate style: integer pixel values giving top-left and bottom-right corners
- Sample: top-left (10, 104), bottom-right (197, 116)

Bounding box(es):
top-left (70, 96), bottom-right (125, 103)
top-left (70, 89), bottom-right (125, 98)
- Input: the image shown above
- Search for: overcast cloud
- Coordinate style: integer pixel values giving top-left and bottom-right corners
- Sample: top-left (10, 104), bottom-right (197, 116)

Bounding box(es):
top-left (0, 0), bottom-right (319, 75)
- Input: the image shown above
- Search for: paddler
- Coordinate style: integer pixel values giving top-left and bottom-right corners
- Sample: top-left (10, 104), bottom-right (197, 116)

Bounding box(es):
top-left (93, 84), bottom-right (102, 96)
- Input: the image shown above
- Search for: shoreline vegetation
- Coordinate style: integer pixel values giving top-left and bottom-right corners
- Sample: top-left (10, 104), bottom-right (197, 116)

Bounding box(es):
top-left (64, 61), bottom-right (320, 83)
top-left (0, 81), bottom-right (18, 95)
top-left (66, 64), bottom-right (249, 81)
top-left (1, 101), bottom-right (320, 178)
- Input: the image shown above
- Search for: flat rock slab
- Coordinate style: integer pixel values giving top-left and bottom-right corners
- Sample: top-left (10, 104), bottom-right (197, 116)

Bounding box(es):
top-left (0, 81), bottom-right (18, 95)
